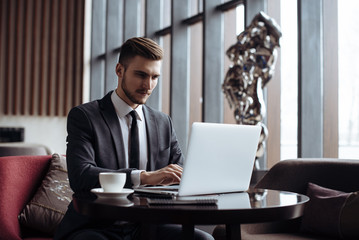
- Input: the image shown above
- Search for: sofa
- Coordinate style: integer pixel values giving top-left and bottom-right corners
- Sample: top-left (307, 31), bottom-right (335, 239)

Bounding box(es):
top-left (0, 154), bottom-right (71, 240)
top-left (213, 158), bottom-right (359, 240)
top-left (0, 143), bottom-right (52, 157)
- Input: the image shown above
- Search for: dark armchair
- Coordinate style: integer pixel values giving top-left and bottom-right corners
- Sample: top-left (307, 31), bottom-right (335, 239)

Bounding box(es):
top-left (213, 158), bottom-right (359, 240)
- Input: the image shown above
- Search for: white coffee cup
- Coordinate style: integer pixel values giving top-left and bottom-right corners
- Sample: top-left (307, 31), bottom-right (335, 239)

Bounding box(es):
top-left (99, 172), bottom-right (126, 192)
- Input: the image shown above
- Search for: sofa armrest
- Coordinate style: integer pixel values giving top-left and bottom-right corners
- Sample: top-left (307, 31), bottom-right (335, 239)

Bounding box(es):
top-left (0, 155), bottom-right (52, 240)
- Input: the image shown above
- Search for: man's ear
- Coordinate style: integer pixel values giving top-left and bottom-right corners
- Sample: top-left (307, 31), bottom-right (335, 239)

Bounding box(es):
top-left (115, 63), bottom-right (124, 77)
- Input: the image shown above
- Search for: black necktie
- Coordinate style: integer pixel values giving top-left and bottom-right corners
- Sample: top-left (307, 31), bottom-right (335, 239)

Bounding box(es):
top-left (129, 110), bottom-right (139, 169)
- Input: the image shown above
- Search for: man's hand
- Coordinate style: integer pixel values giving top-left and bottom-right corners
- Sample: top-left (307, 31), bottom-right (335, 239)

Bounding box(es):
top-left (140, 164), bottom-right (183, 186)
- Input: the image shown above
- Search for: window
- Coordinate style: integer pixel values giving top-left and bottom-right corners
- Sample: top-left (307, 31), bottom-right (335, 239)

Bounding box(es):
top-left (338, 0), bottom-right (359, 159)
top-left (280, 0), bottom-right (298, 160)
top-left (189, 22), bottom-right (203, 125)
top-left (223, 5), bottom-right (245, 125)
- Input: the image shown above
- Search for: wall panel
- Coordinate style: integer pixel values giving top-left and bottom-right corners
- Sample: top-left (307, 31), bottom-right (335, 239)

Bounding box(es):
top-left (0, 0), bottom-right (84, 117)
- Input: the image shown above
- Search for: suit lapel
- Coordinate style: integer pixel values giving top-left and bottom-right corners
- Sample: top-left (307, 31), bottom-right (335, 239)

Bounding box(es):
top-left (143, 105), bottom-right (158, 171)
top-left (98, 91), bottom-right (126, 168)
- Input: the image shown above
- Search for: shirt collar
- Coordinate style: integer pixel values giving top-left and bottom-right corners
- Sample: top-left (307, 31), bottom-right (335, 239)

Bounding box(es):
top-left (111, 90), bottom-right (144, 120)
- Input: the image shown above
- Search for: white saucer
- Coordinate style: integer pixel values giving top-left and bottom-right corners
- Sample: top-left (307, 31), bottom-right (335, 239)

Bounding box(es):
top-left (91, 188), bottom-right (134, 198)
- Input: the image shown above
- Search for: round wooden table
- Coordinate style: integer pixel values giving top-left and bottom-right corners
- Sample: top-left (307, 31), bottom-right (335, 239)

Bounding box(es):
top-left (73, 189), bottom-right (309, 240)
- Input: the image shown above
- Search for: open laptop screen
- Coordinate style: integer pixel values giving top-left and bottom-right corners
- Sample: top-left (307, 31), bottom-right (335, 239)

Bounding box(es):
top-left (135, 122), bottom-right (261, 197)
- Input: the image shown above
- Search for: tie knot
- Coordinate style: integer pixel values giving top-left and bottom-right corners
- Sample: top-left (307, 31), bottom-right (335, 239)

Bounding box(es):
top-left (129, 110), bottom-right (137, 120)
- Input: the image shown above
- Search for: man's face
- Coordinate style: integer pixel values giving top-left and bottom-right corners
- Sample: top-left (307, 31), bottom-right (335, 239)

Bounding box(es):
top-left (115, 55), bottom-right (161, 109)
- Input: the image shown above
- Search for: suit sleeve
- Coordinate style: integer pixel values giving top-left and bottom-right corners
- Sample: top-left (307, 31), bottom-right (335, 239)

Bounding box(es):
top-left (66, 107), bottom-right (133, 193)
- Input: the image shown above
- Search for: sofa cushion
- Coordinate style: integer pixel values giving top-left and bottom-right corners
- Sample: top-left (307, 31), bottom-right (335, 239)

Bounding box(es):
top-left (340, 191), bottom-right (359, 239)
top-left (301, 183), bottom-right (359, 239)
top-left (19, 153), bottom-right (73, 235)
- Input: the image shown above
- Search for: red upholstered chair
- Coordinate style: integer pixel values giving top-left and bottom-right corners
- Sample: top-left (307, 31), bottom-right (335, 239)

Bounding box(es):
top-left (0, 155), bottom-right (53, 240)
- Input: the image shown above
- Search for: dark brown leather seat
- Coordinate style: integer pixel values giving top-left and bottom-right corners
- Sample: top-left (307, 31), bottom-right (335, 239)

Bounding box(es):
top-left (213, 158), bottom-right (359, 240)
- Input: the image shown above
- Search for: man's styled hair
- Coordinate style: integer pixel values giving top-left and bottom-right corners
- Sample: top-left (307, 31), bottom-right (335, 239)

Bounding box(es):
top-left (118, 37), bottom-right (163, 67)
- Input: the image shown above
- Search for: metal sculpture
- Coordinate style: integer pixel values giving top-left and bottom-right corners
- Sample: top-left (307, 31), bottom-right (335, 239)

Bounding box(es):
top-left (223, 11), bottom-right (282, 160)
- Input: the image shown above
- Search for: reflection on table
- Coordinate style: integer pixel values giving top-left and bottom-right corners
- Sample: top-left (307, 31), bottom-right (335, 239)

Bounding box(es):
top-left (73, 189), bottom-right (309, 240)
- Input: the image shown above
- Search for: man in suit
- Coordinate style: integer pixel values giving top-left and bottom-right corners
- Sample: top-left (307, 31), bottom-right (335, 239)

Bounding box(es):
top-left (54, 37), bottom-right (214, 240)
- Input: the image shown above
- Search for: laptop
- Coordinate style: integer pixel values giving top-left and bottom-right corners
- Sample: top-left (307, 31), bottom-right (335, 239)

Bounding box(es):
top-left (134, 122), bottom-right (261, 197)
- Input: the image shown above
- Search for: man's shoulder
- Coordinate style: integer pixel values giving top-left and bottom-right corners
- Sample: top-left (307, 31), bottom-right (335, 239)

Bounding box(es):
top-left (69, 92), bottom-right (112, 115)
top-left (69, 100), bottom-right (100, 117)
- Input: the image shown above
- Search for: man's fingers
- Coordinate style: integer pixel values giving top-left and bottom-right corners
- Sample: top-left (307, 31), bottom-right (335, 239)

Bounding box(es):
top-left (159, 170), bottom-right (181, 185)
top-left (162, 169), bottom-right (181, 181)
top-left (140, 164), bottom-right (183, 186)
top-left (165, 164), bottom-right (183, 175)
top-left (167, 164), bottom-right (183, 171)
top-left (160, 174), bottom-right (181, 185)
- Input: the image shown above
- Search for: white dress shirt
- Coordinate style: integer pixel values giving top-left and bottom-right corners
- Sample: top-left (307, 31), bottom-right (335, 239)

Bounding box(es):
top-left (111, 91), bottom-right (148, 187)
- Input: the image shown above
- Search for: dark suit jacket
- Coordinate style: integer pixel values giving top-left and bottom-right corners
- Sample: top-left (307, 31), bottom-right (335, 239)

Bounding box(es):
top-left (54, 91), bottom-right (183, 240)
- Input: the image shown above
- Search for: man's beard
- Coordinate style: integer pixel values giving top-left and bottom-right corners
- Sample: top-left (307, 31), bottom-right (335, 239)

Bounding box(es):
top-left (121, 75), bottom-right (148, 105)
